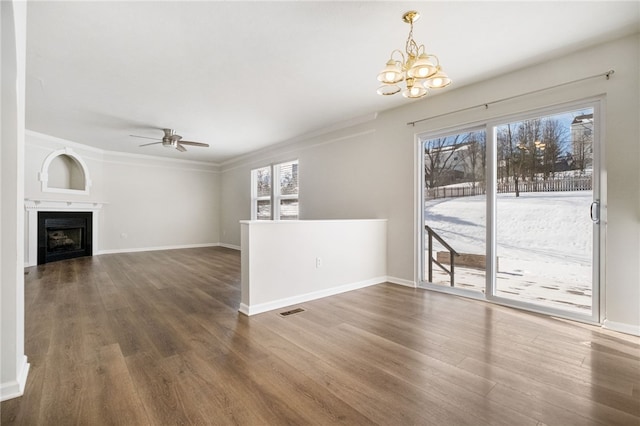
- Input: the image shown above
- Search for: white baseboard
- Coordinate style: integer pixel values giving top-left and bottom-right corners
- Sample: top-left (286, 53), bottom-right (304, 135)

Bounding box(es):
top-left (238, 276), bottom-right (387, 316)
top-left (26, 243), bottom-right (236, 266)
top-left (238, 303), bottom-right (251, 316)
top-left (386, 276), bottom-right (416, 288)
top-left (0, 356), bottom-right (29, 402)
top-left (603, 319), bottom-right (640, 336)
top-left (218, 243), bottom-right (241, 251)
top-left (97, 242), bottom-right (219, 255)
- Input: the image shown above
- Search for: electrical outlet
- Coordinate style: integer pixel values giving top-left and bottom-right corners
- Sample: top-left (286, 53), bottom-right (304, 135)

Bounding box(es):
top-left (315, 257), bottom-right (322, 268)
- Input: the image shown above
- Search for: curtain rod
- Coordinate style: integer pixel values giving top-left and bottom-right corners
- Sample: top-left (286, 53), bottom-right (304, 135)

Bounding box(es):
top-left (406, 69), bottom-right (615, 127)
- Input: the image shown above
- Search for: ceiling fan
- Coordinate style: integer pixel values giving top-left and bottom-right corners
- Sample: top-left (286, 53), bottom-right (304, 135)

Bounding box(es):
top-left (130, 128), bottom-right (209, 152)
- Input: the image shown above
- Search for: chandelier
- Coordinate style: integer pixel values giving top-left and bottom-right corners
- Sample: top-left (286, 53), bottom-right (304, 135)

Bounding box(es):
top-left (376, 11), bottom-right (451, 99)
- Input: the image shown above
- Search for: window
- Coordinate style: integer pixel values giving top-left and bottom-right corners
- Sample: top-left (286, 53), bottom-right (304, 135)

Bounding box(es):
top-left (251, 160), bottom-right (299, 220)
top-left (252, 165), bottom-right (272, 220)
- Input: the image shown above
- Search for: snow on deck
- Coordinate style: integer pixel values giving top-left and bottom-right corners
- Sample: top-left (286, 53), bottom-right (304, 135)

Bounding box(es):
top-left (425, 191), bottom-right (593, 314)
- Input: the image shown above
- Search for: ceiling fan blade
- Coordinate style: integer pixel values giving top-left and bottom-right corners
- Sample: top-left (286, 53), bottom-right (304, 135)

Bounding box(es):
top-left (134, 129), bottom-right (204, 152)
top-left (130, 135), bottom-right (161, 141)
top-left (179, 141), bottom-right (209, 147)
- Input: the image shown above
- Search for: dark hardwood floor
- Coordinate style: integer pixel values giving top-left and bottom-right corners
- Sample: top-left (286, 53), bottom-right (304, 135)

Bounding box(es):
top-left (1, 247), bottom-right (639, 425)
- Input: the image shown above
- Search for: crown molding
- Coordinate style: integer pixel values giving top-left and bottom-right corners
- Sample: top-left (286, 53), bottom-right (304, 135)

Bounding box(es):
top-left (26, 130), bottom-right (221, 169)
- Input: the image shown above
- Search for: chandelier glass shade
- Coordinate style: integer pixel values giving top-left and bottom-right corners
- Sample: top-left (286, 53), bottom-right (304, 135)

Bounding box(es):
top-left (376, 11), bottom-right (451, 99)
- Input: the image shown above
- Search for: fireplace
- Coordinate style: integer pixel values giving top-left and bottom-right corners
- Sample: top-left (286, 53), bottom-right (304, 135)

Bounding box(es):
top-left (38, 211), bottom-right (93, 264)
top-left (25, 200), bottom-right (104, 267)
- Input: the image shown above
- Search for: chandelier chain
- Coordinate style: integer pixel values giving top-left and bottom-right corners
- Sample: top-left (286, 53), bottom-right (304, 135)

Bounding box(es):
top-left (405, 20), bottom-right (419, 59)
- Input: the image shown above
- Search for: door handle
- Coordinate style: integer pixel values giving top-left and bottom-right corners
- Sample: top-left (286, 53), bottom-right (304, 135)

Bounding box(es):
top-left (590, 201), bottom-right (600, 224)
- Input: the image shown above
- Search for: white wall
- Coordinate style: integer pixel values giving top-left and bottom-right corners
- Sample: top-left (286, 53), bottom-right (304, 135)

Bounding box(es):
top-left (100, 153), bottom-right (220, 251)
top-left (24, 131), bottom-right (220, 254)
top-left (220, 34), bottom-right (640, 334)
top-left (47, 155), bottom-right (84, 190)
top-left (240, 219), bottom-right (387, 315)
top-left (1, 0), bottom-right (29, 401)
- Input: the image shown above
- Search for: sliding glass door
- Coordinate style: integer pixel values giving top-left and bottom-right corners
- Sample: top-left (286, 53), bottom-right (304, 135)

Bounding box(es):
top-left (422, 127), bottom-right (487, 296)
top-left (419, 100), bottom-right (601, 323)
top-left (492, 106), bottom-right (598, 318)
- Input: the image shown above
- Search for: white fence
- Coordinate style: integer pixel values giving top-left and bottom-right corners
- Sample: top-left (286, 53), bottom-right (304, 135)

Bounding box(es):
top-left (427, 177), bottom-right (592, 200)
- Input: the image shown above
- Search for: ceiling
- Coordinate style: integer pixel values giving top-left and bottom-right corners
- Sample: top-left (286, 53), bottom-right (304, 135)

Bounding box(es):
top-left (25, 1), bottom-right (639, 164)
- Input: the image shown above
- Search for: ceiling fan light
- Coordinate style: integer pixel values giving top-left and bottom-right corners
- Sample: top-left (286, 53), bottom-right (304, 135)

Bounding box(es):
top-left (377, 60), bottom-right (404, 84)
top-left (424, 69), bottom-right (452, 89)
top-left (377, 84), bottom-right (401, 96)
top-left (407, 53), bottom-right (437, 79)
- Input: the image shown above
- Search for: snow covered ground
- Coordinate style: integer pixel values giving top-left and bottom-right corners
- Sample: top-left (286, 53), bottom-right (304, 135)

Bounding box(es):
top-left (425, 191), bottom-right (593, 314)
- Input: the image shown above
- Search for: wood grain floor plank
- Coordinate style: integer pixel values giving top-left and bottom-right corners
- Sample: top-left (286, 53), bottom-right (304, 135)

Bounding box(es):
top-left (172, 349), bottom-right (315, 425)
top-left (255, 312), bottom-right (487, 425)
top-left (107, 307), bottom-right (160, 358)
top-left (2, 247), bottom-right (639, 426)
top-left (487, 383), bottom-right (601, 426)
top-left (238, 353), bottom-right (377, 425)
top-left (77, 344), bottom-right (151, 425)
top-left (309, 295), bottom-right (469, 366)
top-left (441, 329), bottom-right (637, 397)
top-left (266, 310), bottom-right (541, 426)
top-left (459, 356), bottom-right (640, 424)
top-left (161, 351), bottom-right (265, 426)
top-left (35, 344), bottom-right (87, 425)
top-left (189, 311), bottom-right (272, 364)
top-left (122, 290), bottom-right (191, 358)
top-left (124, 351), bottom-right (199, 425)
top-left (0, 362), bottom-right (46, 425)
top-left (95, 270), bottom-right (132, 311)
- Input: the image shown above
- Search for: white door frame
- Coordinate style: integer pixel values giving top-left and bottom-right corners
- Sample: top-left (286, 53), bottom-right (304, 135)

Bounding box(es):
top-left (416, 97), bottom-right (605, 325)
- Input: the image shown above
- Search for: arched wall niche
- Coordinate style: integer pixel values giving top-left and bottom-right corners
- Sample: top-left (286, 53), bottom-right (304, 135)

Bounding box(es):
top-left (39, 147), bottom-right (92, 194)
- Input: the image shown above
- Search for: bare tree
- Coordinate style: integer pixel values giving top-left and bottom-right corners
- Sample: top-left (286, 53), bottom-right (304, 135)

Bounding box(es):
top-left (573, 128), bottom-right (593, 174)
top-left (570, 113), bottom-right (594, 174)
top-left (424, 134), bottom-right (462, 189)
top-left (516, 118), bottom-right (542, 181)
top-left (462, 132), bottom-right (486, 189)
top-left (497, 123), bottom-right (524, 196)
top-left (540, 118), bottom-right (567, 178)
top-left (497, 127), bottom-right (511, 183)
top-left (573, 133), bottom-right (591, 173)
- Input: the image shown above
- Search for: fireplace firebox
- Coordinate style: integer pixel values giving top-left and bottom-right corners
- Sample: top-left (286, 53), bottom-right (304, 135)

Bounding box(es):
top-left (38, 211), bottom-right (92, 264)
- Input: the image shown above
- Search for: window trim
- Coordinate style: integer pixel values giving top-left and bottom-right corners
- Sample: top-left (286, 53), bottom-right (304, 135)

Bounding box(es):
top-left (251, 159), bottom-right (299, 220)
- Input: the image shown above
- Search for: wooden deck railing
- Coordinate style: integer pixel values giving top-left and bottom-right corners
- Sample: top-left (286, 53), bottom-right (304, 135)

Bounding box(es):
top-left (425, 225), bottom-right (459, 287)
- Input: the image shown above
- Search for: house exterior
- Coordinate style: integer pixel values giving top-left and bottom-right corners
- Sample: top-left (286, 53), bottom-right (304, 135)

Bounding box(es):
top-left (570, 113), bottom-right (594, 171)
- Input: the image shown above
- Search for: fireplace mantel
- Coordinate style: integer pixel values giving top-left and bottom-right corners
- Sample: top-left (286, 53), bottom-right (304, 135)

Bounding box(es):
top-left (25, 199), bottom-right (106, 211)
top-left (24, 199), bottom-right (106, 266)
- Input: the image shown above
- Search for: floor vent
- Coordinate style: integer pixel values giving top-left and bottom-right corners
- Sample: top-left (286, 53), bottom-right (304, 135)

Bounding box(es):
top-left (279, 308), bottom-right (305, 317)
